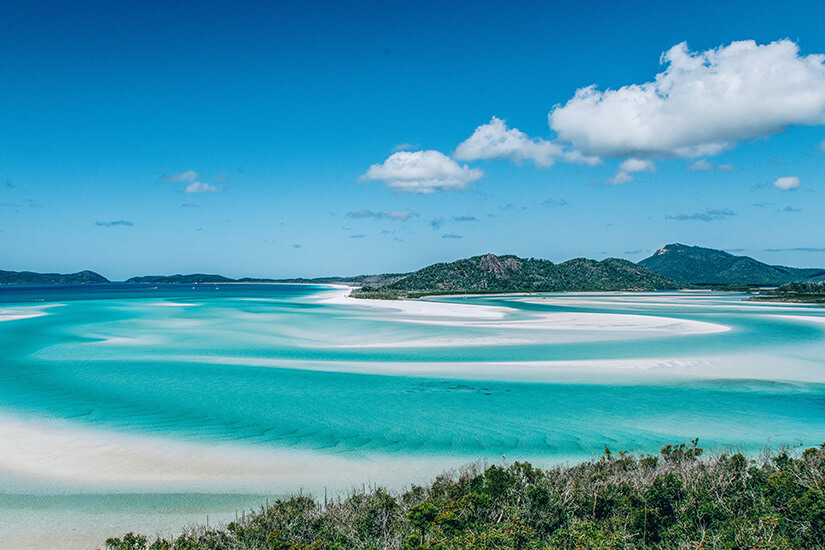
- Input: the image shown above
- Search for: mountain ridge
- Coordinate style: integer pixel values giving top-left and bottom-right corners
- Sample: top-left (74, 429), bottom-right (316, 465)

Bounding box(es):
top-left (639, 243), bottom-right (825, 285)
top-left (354, 252), bottom-right (680, 297)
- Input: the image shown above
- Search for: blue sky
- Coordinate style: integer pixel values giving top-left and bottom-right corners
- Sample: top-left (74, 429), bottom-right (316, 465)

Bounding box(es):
top-left (2, 0), bottom-right (825, 280)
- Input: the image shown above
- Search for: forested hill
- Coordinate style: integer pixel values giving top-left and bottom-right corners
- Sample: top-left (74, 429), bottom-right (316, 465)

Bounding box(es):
top-left (354, 253), bottom-right (680, 298)
top-left (639, 244), bottom-right (825, 286)
top-left (0, 269), bottom-right (109, 285)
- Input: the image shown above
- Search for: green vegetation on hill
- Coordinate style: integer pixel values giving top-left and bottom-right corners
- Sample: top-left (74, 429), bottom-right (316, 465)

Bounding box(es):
top-left (353, 253), bottom-right (679, 298)
top-left (639, 244), bottom-right (825, 286)
top-left (106, 441), bottom-right (825, 550)
top-left (0, 269), bottom-right (109, 285)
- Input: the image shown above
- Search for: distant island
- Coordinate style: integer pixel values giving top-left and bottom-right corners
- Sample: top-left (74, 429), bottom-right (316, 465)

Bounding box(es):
top-left (0, 269), bottom-right (109, 285)
top-left (4, 244), bottom-right (825, 304)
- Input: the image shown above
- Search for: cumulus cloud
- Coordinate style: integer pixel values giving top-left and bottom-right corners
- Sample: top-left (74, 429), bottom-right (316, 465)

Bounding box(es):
top-left (346, 209), bottom-right (419, 221)
top-left (454, 117), bottom-right (600, 167)
top-left (165, 170), bottom-right (199, 182)
top-left (454, 117), bottom-right (562, 166)
top-left (773, 176), bottom-right (800, 191)
top-left (611, 158), bottom-right (655, 184)
top-left (185, 182), bottom-right (220, 194)
top-left (549, 40), bottom-right (825, 159)
top-left (95, 220), bottom-right (134, 228)
top-left (361, 150), bottom-right (483, 193)
top-left (666, 208), bottom-right (736, 221)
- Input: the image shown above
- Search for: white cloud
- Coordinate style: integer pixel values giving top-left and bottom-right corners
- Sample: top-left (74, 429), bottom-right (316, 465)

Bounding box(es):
top-left (611, 158), bottom-right (655, 184)
top-left (361, 150), bottom-right (483, 193)
top-left (773, 176), bottom-right (800, 191)
top-left (454, 117), bottom-right (562, 166)
top-left (185, 182), bottom-right (220, 194)
top-left (454, 117), bottom-right (600, 167)
top-left (165, 170), bottom-right (199, 182)
top-left (549, 40), bottom-right (825, 158)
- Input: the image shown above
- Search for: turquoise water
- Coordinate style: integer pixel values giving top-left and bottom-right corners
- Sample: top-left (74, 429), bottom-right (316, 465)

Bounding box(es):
top-left (2, 285), bottom-right (825, 460)
top-left (1, 284), bottom-right (824, 546)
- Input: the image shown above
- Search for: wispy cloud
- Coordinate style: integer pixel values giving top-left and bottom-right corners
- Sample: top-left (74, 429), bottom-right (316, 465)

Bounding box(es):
top-left (687, 159), bottom-right (736, 172)
top-left (164, 170), bottom-right (199, 182)
top-left (550, 40), bottom-right (825, 159)
top-left (346, 209), bottom-right (419, 221)
top-left (666, 208), bottom-right (736, 221)
top-left (431, 215), bottom-right (478, 230)
top-left (773, 176), bottom-right (800, 191)
top-left (185, 182), bottom-right (220, 194)
top-left (361, 150), bottom-right (483, 193)
top-left (393, 143), bottom-right (420, 152)
top-left (95, 220), bottom-right (134, 228)
top-left (542, 198), bottom-right (569, 207)
top-left (764, 247), bottom-right (825, 252)
top-left (166, 170), bottom-right (223, 194)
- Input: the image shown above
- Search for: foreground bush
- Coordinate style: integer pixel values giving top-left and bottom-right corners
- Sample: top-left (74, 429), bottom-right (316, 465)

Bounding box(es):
top-left (106, 441), bottom-right (825, 549)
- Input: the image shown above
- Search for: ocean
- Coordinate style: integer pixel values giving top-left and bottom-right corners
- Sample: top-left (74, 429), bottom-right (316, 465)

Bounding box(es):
top-left (1, 284), bottom-right (824, 547)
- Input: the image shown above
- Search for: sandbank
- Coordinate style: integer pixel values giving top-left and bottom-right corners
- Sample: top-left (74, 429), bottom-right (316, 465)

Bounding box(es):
top-left (0, 305), bottom-right (55, 322)
top-left (312, 287), bottom-right (508, 319)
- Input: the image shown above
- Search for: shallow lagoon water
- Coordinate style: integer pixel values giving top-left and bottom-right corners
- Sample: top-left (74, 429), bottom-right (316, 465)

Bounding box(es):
top-left (1, 284), bottom-right (824, 547)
